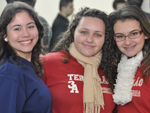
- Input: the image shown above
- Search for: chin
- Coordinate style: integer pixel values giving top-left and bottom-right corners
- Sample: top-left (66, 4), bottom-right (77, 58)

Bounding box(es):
top-left (82, 54), bottom-right (93, 57)
top-left (125, 53), bottom-right (137, 58)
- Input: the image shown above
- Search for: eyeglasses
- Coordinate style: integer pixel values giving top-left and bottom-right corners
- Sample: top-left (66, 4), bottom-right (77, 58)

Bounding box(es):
top-left (114, 30), bottom-right (143, 42)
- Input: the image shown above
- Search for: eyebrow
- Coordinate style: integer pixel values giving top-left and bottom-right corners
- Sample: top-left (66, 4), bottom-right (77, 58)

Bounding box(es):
top-left (11, 22), bottom-right (35, 29)
top-left (115, 29), bottom-right (140, 35)
top-left (81, 28), bottom-right (104, 34)
top-left (130, 29), bottom-right (140, 32)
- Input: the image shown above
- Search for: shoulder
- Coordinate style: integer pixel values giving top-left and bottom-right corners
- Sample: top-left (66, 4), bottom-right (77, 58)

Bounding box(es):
top-left (53, 14), bottom-right (67, 24)
top-left (0, 59), bottom-right (35, 85)
top-left (53, 14), bottom-right (60, 22)
top-left (40, 51), bottom-right (66, 64)
top-left (0, 60), bottom-right (23, 75)
top-left (0, 60), bottom-right (25, 87)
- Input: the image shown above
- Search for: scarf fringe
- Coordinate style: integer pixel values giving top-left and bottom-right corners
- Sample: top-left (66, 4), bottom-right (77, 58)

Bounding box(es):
top-left (84, 103), bottom-right (102, 113)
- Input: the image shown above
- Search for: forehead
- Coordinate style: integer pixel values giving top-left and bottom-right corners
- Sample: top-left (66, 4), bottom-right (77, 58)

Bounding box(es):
top-left (11, 11), bottom-right (32, 20)
top-left (7, 11), bottom-right (34, 28)
top-left (79, 16), bottom-right (104, 23)
top-left (114, 19), bottom-right (141, 33)
top-left (77, 17), bottom-right (105, 32)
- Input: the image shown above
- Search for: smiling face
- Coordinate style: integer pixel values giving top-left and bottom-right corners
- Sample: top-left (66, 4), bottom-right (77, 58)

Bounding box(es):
top-left (5, 11), bottom-right (38, 61)
top-left (74, 17), bottom-right (105, 57)
top-left (114, 19), bottom-right (148, 57)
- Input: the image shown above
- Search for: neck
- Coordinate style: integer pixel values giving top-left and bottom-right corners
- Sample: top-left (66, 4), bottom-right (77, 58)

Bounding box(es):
top-left (59, 11), bottom-right (67, 18)
top-left (127, 54), bottom-right (138, 59)
top-left (17, 53), bottom-right (32, 62)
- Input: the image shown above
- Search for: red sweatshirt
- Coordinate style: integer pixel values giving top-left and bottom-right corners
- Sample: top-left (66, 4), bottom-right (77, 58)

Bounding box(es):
top-left (118, 67), bottom-right (150, 113)
top-left (41, 51), bottom-right (115, 113)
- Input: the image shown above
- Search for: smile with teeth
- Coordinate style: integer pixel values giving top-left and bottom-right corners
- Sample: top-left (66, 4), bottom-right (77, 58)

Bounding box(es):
top-left (124, 45), bottom-right (135, 50)
top-left (19, 40), bottom-right (32, 44)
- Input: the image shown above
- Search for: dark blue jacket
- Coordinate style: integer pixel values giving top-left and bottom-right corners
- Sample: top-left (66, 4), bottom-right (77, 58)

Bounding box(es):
top-left (0, 56), bottom-right (52, 113)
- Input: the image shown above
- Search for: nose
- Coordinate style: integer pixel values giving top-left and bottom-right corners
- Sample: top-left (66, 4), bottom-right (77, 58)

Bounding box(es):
top-left (22, 28), bottom-right (29, 37)
top-left (124, 36), bottom-right (132, 45)
top-left (86, 34), bottom-right (93, 43)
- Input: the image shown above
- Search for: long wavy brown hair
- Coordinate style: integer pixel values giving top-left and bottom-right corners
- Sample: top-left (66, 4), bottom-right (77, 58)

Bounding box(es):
top-left (52, 7), bottom-right (115, 91)
top-left (0, 2), bottom-right (44, 77)
top-left (109, 5), bottom-right (150, 92)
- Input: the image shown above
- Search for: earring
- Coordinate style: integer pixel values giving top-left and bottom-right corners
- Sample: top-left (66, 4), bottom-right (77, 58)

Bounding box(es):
top-left (4, 38), bottom-right (8, 42)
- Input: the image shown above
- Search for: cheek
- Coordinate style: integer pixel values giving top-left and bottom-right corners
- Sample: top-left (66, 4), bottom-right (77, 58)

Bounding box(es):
top-left (33, 34), bottom-right (38, 40)
top-left (7, 33), bottom-right (18, 42)
top-left (138, 37), bottom-right (145, 43)
top-left (74, 32), bottom-right (82, 43)
top-left (116, 41), bottom-right (122, 49)
top-left (138, 39), bottom-right (145, 49)
top-left (32, 29), bottom-right (39, 40)
top-left (96, 38), bottom-right (105, 49)
top-left (33, 29), bottom-right (39, 36)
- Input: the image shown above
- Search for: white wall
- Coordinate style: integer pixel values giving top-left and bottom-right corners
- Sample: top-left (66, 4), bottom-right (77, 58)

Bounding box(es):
top-left (141, 0), bottom-right (150, 13)
top-left (0, 0), bottom-right (114, 26)
top-left (0, 0), bottom-right (150, 27)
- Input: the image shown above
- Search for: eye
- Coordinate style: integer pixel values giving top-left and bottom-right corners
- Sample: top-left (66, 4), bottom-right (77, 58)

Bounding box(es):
top-left (95, 33), bottom-right (102, 37)
top-left (80, 31), bottom-right (87, 34)
top-left (130, 31), bottom-right (138, 36)
top-left (115, 35), bottom-right (124, 39)
top-left (14, 28), bottom-right (21, 31)
top-left (28, 25), bottom-right (35, 29)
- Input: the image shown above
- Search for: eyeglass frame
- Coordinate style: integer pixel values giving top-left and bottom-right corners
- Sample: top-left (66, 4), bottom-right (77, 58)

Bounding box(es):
top-left (114, 30), bottom-right (143, 42)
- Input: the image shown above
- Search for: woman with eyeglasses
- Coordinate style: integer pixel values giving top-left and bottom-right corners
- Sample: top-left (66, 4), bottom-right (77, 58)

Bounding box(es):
top-left (109, 5), bottom-right (150, 113)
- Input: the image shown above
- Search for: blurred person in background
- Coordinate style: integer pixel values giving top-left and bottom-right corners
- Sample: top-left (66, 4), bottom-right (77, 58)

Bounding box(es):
top-left (127, 0), bottom-right (150, 19)
top-left (113, 0), bottom-right (127, 10)
top-left (49, 0), bottom-right (74, 52)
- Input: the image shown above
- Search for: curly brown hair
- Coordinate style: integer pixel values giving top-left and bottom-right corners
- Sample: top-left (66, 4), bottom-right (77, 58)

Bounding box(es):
top-left (52, 7), bottom-right (115, 91)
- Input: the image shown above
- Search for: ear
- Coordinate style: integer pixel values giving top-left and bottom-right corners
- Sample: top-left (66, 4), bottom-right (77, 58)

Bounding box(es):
top-left (3, 35), bottom-right (8, 42)
top-left (61, 6), bottom-right (66, 11)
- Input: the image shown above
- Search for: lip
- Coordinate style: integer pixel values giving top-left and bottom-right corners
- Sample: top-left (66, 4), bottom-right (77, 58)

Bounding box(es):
top-left (19, 39), bottom-right (33, 45)
top-left (84, 44), bottom-right (94, 48)
top-left (124, 45), bottom-right (136, 51)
